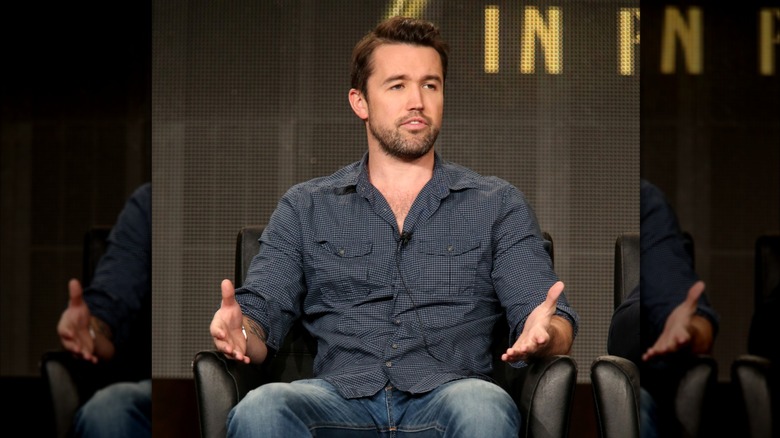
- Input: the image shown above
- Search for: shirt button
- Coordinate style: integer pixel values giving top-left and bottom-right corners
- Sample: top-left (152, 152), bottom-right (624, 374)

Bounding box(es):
top-left (385, 361), bottom-right (392, 367)
top-left (447, 245), bottom-right (453, 252)
top-left (338, 248), bottom-right (345, 256)
top-left (391, 343), bottom-right (398, 349)
top-left (393, 319), bottom-right (401, 325)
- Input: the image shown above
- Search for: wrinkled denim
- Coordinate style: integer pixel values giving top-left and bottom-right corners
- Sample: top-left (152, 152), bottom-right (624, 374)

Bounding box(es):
top-left (73, 379), bottom-right (151, 438)
top-left (227, 378), bottom-right (520, 437)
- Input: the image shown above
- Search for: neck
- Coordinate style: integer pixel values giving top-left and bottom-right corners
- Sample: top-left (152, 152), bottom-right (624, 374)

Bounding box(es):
top-left (366, 148), bottom-right (435, 190)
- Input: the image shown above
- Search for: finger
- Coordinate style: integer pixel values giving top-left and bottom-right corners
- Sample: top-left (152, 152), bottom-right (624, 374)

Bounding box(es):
top-left (643, 339), bottom-right (667, 361)
top-left (210, 323), bottom-right (225, 340)
top-left (545, 281), bottom-right (564, 307)
top-left (685, 280), bottom-right (705, 306)
top-left (215, 337), bottom-right (234, 356)
top-left (77, 339), bottom-right (95, 362)
top-left (221, 279), bottom-right (236, 306)
top-left (502, 349), bottom-right (521, 362)
top-left (642, 346), bottom-right (659, 361)
top-left (68, 278), bottom-right (83, 307)
top-left (59, 326), bottom-right (75, 341)
top-left (673, 331), bottom-right (691, 347)
top-left (512, 339), bottom-right (533, 355)
top-left (533, 331), bottom-right (550, 345)
top-left (216, 338), bottom-right (249, 363)
top-left (61, 338), bottom-right (81, 354)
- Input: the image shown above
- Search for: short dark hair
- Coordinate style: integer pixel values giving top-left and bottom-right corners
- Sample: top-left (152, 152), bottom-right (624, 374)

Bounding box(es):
top-left (350, 16), bottom-right (449, 100)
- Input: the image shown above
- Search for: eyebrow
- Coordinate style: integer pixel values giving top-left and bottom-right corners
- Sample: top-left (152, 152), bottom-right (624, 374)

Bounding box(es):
top-left (382, 74), bottom-right (443, 86)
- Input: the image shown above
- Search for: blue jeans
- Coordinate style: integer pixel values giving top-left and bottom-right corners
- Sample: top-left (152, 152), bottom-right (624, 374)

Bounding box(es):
top-left (227, 378), bottom-right (520, 437)
top-left (640, 387), bottom-right (658, 438)
top-left (73, 379), bottom-right (151, 438)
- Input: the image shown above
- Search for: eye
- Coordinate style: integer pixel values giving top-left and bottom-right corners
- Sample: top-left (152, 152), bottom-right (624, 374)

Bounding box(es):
top-left (389, 83), bottom-right (403, 90)
top-left (423, 83), bottom-right (438, 90)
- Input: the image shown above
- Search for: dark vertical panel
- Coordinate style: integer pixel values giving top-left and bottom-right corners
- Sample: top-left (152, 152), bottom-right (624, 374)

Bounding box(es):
top-left (0, 0), bottom-right (151, 376)
top-left (641, 1), bottom-right (780, 383)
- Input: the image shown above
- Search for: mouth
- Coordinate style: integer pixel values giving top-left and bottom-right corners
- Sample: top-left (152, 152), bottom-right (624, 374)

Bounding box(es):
top-left (400, 117), bottom-right (429, 129)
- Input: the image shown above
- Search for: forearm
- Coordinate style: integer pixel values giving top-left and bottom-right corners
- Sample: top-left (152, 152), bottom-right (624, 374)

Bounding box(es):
top-left (541, 315), bottom-right (574, 356)
top-left (89, 317), bottom-right (116, 361)
top-left (242, 316), bottom-right (269, 364)
top-left (689, 315), bottom-right (714, 355)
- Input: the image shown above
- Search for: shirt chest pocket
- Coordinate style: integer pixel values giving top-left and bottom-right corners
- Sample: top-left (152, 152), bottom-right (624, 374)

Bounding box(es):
top-left (416, 238), bottom-right (481, 295)
top-left (314, 238), bottom-right (374, 299)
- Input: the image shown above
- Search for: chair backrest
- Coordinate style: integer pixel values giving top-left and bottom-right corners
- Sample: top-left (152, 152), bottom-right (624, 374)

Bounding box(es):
top-left (42, 226), bottom-right (114, 438)
top-left (614, 233), bottom-right (639, 309)
top-left (682, 231), bottom-right (695, 270)
top-left (748, 235), bottom-right (780, 363)
top-left (614, 231), bottom-right (695, 309)
top-left (754, 235), bottom-right (780, 310)
top-left (234, 226), bottom-right (555, 386)
top-left (82, 226), bottom-right (112, 287)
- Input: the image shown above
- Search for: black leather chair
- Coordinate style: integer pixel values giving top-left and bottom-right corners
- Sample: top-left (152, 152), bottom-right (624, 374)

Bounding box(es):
top-left (731, 355), bottom-right (773, 438)
top-left (591, 232), bottom-right (641, 438)
top-left (40, 227), bottom-right (113, 438)
top-left (596, 232), bottom-right (718, 438)
top-left (193, 226), bottom-right (577, 438)
top-left (730, 234), bottom-right (778, 438)
top-left (670, 232), bottom-right (718, 438)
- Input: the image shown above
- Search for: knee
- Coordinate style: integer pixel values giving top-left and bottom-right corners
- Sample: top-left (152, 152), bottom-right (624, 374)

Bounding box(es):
top-left (442, 380), bottom-right (519, 427)
top-left (81, 381), bottom-right (151, 417)
top-left (228, 382), bottom-right (307, 435)
top-left (232, 382), bottom-right (297, 418)
top-left (74, 381), bottom-right (151, 436)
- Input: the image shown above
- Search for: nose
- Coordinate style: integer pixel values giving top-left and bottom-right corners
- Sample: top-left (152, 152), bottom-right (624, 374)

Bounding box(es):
top-left (407, 87), bottom-right (424, 111)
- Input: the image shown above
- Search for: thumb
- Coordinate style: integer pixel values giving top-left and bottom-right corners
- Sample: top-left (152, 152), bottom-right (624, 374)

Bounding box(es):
top-left (221, 279), bottom-right (236, 307)
top-left (545, 281), bottom-right (564, 307)
top-left (68, 278), bottom-right (83, 307)
top-left (685, 280), bottom-right (705, 306)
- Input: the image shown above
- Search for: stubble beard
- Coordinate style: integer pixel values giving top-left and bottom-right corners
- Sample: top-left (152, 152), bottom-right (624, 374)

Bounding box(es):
top-left (369, 114), bottom-right (439, 161)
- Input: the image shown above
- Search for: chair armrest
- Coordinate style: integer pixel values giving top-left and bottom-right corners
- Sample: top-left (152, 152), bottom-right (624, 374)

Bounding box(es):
top-left (192, 350), bottom-right (271, 438)
top-left (731, 354), bottom-right (773, 438)
top-left (508, 355), bottom-right (577, 438)
top-left (590, 355), bottom-right (640, 438)
top-left (41, 351), bottom-right (83, 438)
top-left (40, 350), bottom-right (125, 438)
top-left (674, 354), bottom-right (717, 438)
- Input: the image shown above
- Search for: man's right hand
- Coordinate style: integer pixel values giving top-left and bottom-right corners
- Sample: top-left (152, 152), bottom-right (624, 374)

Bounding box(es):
top-left (56, 279), bottom-right (97, 363)
top-left (210, 279), bottom-right (251, 363)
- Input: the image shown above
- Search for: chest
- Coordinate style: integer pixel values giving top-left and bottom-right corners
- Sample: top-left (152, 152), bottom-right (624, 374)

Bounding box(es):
top-left (372, 183), bottom-right (424, 232)
top-left (383, 190), bottom-right (416, 221)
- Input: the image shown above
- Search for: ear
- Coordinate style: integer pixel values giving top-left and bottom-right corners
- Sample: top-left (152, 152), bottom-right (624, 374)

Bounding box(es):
top-left (348, 88), bottom-right (368, 121)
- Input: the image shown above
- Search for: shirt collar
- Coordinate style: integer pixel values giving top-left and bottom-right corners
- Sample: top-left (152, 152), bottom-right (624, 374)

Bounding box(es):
top-left (335, 151), bottom-right (480, 197)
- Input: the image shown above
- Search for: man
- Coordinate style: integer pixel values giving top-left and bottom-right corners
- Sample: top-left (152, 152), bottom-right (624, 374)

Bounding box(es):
top-left (56, 182), bottom-right (152, 437)
top-left (609, 179), bottom-right (719, 438)
top-left (210, 17), bottom-right (578, 437)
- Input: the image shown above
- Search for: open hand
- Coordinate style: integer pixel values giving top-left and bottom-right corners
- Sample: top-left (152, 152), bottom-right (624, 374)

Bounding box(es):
top-left (210, 279), bottom-right (250, 363)
top-left (642, 280), bottom-right (705, 361)
top-left (502, 281), bottom-right (564, 362)
top-left (56, 279), bottom-right (97, 363)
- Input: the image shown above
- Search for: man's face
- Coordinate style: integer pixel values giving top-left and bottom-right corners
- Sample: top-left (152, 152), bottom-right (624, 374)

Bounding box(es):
top-left (362, 43), bottom-right (444, 160)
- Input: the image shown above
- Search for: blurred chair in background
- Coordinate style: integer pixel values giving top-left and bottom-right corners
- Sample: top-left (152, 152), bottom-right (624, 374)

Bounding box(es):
top-left (41, 182), bottom-right (151, 438)
top-left (730, 234), bottom-right (778, 438)
top-left (591, 232), bottom-right (641, 438)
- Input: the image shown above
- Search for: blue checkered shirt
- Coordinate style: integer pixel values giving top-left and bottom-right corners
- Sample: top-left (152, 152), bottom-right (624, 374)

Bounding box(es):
top-left (236, 152), bottom-right (579, 399)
